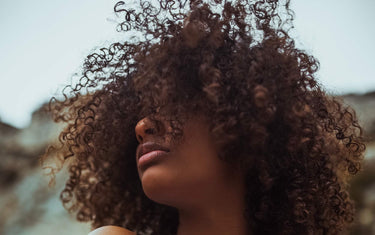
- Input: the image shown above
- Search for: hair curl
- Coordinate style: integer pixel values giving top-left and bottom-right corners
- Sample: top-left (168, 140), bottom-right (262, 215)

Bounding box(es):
top-left (42, 0), bottom-right (365, 234)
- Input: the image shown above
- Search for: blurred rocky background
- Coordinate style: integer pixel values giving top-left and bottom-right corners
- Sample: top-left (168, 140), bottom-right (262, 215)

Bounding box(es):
top-left (0, 106), bottom-right (90, 235)
top-left (0, 92), bottom-right (374, 235)
top-left (342, 91), bottom-right (375, 234)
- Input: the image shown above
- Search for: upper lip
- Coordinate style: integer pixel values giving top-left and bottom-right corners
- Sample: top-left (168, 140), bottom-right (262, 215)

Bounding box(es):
top-left (137, 142), bottom-right (170, 160)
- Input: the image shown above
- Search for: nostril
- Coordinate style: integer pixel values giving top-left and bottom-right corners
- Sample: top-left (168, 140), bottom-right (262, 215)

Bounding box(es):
top-left (135, 117), bottom-right (164, 143)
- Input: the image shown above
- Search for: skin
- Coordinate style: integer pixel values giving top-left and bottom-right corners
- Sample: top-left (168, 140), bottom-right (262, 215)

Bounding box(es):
top-left (88, 225), bottom-right (135, 235)
top-left (89, 115), bottom-right (247, 234)
top-left (134, 115), bottom-right (247, 235)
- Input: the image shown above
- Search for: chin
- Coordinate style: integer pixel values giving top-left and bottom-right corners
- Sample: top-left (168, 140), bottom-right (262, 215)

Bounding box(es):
top-left (140, 165), bottom-right (182, 206)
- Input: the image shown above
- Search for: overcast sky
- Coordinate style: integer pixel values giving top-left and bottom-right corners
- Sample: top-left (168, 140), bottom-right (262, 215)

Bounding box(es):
top-left (0, 0), bottom-right (374, 128)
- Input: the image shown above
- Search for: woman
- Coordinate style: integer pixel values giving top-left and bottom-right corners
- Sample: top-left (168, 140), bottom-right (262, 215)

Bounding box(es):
top-left (89, 115), bottom-right (246, 235)
top-left (42, 0), bottom-right (365, 234)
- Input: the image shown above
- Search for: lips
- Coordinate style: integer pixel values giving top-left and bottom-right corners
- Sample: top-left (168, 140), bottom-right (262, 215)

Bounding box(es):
top-left (137, 142), bottom-right (170, 164)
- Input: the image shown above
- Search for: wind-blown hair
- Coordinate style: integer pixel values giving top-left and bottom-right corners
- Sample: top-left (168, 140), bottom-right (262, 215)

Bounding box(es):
top-left (41, 0), bottom-right (365, 234)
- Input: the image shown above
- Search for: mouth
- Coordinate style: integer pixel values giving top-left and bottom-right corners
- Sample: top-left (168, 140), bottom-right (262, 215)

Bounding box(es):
top-left (137, 142), bottom-right (170, 168)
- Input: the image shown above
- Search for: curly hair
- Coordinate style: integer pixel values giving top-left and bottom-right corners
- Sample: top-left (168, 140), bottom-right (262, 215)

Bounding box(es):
top-left (41, 0), bottom-right (366, 234)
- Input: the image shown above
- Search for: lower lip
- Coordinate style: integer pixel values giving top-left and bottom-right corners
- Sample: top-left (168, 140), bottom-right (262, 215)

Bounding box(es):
top-left (138, 150), bottom-right (169, 169)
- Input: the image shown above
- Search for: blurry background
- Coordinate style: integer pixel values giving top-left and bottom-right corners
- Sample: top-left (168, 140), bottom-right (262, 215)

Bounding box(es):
top-left (0, 0), bottom-right (374, 234)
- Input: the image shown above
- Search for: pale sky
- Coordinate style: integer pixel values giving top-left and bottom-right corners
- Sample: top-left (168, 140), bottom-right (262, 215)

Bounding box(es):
top-left (0, 0), bottom-right (374, 128)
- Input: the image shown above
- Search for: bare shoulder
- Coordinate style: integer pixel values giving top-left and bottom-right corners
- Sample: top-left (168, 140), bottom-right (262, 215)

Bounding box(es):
top-left (88, 225), bottom-right (135, 235)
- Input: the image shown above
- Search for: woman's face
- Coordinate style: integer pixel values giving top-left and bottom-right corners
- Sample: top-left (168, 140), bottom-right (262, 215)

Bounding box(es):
top-left (135, 115), bottom-right (244, 208)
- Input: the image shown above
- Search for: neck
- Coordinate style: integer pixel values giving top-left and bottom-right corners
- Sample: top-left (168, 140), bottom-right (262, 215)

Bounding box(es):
top-left (176, 177), bottom-right (247, 235)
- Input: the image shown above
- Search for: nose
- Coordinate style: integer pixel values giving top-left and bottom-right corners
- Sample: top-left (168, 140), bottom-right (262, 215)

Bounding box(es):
top-left (135, 117), bottom-right (164, 143)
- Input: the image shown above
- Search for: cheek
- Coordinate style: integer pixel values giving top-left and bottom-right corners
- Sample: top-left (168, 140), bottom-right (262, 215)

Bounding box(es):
top-left (138, 117), bottom-right (233, 205)
top-left (178, 130), bottom-right (226, 180)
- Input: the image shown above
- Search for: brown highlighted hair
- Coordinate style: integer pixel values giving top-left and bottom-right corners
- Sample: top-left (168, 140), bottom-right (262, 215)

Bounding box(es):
top-left (42, 0), bottom-right (365, 234)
